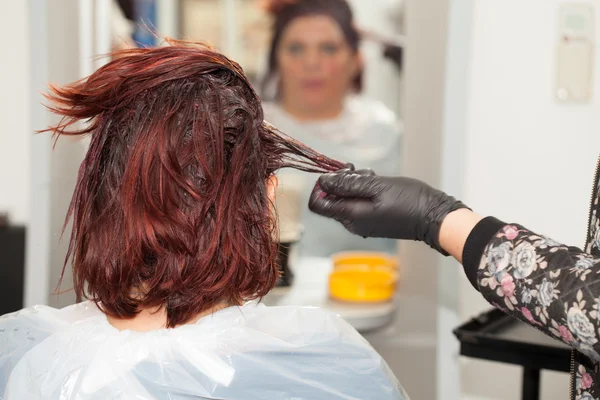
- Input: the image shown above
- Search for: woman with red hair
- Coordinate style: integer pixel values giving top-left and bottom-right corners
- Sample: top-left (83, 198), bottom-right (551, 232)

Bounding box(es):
top-left (0, 41), bottom-right (406, 400)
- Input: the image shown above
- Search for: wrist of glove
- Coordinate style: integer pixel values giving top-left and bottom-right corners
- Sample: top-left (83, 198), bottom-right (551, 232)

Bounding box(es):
top-left (419, 197), bottom-right (470, 255)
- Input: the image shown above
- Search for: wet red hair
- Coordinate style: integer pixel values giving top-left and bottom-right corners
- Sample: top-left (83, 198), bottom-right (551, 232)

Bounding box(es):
top-left (42, 39), bottom-right (345, 327)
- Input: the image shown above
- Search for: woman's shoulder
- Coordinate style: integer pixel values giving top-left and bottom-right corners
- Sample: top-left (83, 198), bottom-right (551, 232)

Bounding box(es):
top-left (0, 302), bottom-right (103, 396)
top-left (207, 302), bottom-right (352, 333)
top-left (346, 95), bottom-right (403, 131)
top-left (202, 302), bottom-right (372, 351)
top-left (209, 304), bottom-right (388, 370)
top-left (208, 303), bottom-right (407, 399)
top-left (261, 101), bottom-right (284, 121)
top-left (341, 96), bottom-right (404, 154)
top-left (261, 101), bottom-right (278, 113)
top-left (0, 302), bottom-right (104, 360)
top-left (1, 301), bottom-right (103, 325)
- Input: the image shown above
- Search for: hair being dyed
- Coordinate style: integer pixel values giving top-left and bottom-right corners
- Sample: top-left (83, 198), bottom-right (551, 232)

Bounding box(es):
top-left (42, 39), bottom-right (345, 327)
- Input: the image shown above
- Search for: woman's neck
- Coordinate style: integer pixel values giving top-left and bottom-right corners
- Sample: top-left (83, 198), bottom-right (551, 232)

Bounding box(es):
top-left (280, 97), bottom-right (344, 122)
top-left (106, 302), bottom-right (230, 332)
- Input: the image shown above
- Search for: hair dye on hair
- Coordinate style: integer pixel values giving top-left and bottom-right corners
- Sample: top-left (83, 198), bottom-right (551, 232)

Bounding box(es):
top-left (41, 39), bottom-right (345, 327)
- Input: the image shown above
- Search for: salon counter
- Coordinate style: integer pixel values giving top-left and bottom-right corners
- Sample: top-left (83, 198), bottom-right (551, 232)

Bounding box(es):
top-left (264, 257), bottom-right (440, 399)
top-left (263, 257), bottom-right (396, 332)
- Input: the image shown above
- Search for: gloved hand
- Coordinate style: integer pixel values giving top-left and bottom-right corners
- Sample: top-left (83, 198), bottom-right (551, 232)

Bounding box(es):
top-left (308, 171), bottom-right (469, 255)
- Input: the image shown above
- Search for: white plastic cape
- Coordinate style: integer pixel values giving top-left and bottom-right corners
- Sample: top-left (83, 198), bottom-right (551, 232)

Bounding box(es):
top-left (0, 301), bottom-right (409, 399)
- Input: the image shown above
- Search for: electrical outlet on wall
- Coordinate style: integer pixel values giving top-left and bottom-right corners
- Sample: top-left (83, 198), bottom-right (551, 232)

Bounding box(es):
top-left (556, 4), bottom-right (595, 103)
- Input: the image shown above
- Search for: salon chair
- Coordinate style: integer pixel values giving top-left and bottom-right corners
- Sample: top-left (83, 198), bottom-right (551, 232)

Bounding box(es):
top-left (0, 215), bottom-right (26, 316)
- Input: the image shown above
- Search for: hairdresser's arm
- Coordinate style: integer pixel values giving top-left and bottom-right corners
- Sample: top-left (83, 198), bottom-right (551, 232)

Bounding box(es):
top-left (446, 209), bottom-right (600, 362)
top-left (309, 172), bottom-right (600, 359)
top-left (438, 209), bottom-right (483, 262)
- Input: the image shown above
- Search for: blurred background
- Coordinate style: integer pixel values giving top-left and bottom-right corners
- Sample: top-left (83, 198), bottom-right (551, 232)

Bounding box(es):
top-left (1, 0), bottom-right (600, 399)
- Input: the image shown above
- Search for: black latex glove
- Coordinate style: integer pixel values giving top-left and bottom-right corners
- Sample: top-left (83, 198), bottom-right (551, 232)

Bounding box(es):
top-left (309, 172), bottom-right (469, 255)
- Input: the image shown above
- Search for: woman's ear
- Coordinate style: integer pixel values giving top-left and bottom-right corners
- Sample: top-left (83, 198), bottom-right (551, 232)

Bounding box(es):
top-left (349, 50), bottom-right (364, 92)
top-left (354, 50), bottom-right (364, 78)
top-left (267, 175), bottom-right (279, 204)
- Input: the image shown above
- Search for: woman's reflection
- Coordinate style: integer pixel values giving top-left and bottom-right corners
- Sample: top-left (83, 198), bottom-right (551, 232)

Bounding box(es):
top-left (261, 0), bottom-right (403, 258)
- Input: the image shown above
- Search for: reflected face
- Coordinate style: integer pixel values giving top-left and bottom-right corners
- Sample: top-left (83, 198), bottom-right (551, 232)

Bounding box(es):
top-left (276, 15), bottom-right (359, 112)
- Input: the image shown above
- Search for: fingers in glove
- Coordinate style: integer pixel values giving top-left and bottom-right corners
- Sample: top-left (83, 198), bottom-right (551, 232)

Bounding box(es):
top-left (352, 168), bottom-right (375, 176)
top-left (337, 162), bottom-right (374, 177)
top-left (309, 183), bottom-right (351, 218)
top-left (317, 172), bottom-right (379, 198)
top-left (343, 162), bottom-right (356, 172)
top-left (309, 184), bottom-right (374, 220)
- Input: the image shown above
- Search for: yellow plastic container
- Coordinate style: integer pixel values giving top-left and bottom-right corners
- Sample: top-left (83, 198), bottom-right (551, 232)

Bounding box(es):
top-left (331, 251), bottom-right (398, 272)
top-left (328, 252), bottom-right (400, 303)
top-left (329, 268), bottom-right (398, 303)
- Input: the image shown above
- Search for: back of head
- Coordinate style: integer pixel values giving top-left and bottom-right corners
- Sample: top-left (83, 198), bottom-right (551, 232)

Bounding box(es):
top-left (42, 40), bottom-right (345, 327)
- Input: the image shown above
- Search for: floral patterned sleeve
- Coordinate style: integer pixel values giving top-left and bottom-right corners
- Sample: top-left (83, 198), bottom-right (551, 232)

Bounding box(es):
top-left (462, 217), bottom-right (600, 362)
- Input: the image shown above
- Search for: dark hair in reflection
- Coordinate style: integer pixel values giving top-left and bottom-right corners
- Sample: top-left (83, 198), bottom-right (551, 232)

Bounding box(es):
top-left (41, 39), bottom-right (345, 327)
top-left (262, 0), bottom-right (362, 96)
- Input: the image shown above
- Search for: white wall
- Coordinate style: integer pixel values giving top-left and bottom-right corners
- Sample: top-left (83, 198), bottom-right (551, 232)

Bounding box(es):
top-left (0, 2), bottom-right (30, 225)
top-left (25, 0), bottom-right (53, 307)
top-left (348, 0), bottom-right (404, 115)
top-left (437, 0), bottom-right (475, 398)
top-left (25, 0), bottom-right (101, 308)
top-left (443, 0), bottom-right (600, 398)
top-left (46, 0), bottom-right (88, 308)
top-left (1, 1), bottom-right (86, 307)
top-left (397, 0), bottom-right (452, 398)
